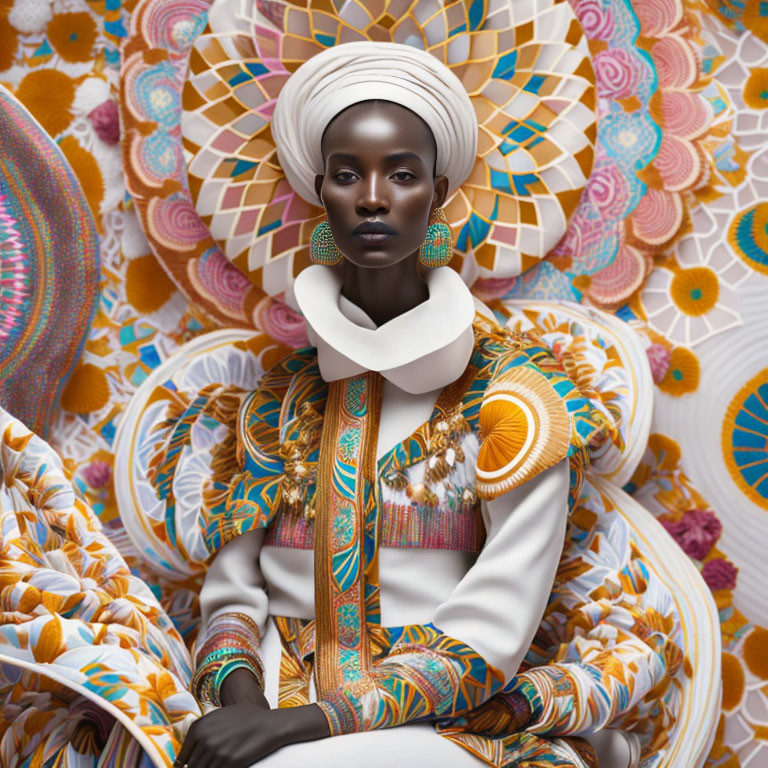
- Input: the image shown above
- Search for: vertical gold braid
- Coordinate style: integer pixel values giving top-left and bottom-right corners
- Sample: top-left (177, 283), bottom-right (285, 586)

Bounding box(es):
top-left (314, 379), bottom-right (344, 696)
top-left (361, 372), bottom-right (383, 667)
top-left (313, 373), bottom-right (383, 697)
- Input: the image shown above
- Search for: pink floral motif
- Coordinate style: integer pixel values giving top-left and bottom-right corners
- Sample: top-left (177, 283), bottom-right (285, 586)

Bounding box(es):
top-left (593, 48), bottom-right (644, 99)
top-left (471, 277), bottom-right (518, 301)
top-left (194, 249), bottom-right (250, 317)
top-left (646, 343), bottom-right (671, 383)
top-left (573, 0), bottom-right (615, 40)
top-left (551, 210), bottom-right (605, 269)
top-left (586, 162), bottom-right (630, 219)
top-left (88, 100), bottom-right (120, 145)
top-left (660, 508), bottom-right (722, 560)
top-left (82, 460), bottom-right (112, 489)
top-left (254, 297), bottom-right (309, 349)
top-left (700, 558), bottom-right (738, 591)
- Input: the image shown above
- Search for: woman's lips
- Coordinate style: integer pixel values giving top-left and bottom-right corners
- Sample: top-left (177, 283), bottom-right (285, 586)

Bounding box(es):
top-left (354, 232), bottom-right (393, 243)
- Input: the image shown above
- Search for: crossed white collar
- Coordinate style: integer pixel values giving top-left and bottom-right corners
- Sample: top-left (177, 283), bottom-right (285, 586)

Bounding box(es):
top-left (292, 264), bottom-right (476, 394)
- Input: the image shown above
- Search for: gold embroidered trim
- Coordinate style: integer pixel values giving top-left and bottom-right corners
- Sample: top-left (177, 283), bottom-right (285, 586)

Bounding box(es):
top-left (313, 372), bottom-right (383, 697)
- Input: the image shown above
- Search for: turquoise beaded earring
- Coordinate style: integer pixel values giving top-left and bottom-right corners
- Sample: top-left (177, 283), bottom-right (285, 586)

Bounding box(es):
top-left (418, 207), bottom-right (453, 267)
top-left (310, 218), bottom-right (343, 265)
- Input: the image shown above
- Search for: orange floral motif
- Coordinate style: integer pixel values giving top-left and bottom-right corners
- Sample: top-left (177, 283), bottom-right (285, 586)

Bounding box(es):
top-left (57, 136), bottom-right (105, 225)
top-left (14, 69), bottom-right (76, 137)
top-left (125, 254), bottom-right (177, 313)
top-left (0, 15), bottom-right (18, 71)
top-left (721, 651), bottom-right (745, 711)
top-left (60, 363), bottom-right (111, 414)
top-left (743, 0), bottom-right (768, 43)
top-left (657, 347), bottom-right (700, 396)
top-left (47, 12), bottom-right (99, 63)
top-left (669, 266), bottom-right (719, 316)
top-left (742, 627), bottom-right (768, 679)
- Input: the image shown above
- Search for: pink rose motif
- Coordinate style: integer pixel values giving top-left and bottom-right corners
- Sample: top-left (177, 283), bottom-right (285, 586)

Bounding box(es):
top-left (646, 343), bottom-right (671, 383)
top-left (593, 48), bottom-right (644, 100)
top-left (88, 100), bottom-right (120, 145)
top-left (660, 508), bottom-right (722, 560)
top-left (573, 0), bottom-right (615, 41)
top-left (586, 162), bottom-right (629, 219)
top-left (700, 558), bottom-right (738, 591)
top-left (255, 297), bottom-right (309, 349)
top-left (82, 460), bottom-right (112, 489)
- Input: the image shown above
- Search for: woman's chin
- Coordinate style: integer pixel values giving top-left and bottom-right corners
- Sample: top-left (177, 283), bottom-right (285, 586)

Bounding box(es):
top-left (343, 250), bottom-right (409, 269)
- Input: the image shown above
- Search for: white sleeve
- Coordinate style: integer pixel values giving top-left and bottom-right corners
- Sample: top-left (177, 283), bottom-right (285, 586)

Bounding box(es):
top-left (198, 527), bottom-right (269, 637)
top-left (432, 459), bottom-right (570, 681)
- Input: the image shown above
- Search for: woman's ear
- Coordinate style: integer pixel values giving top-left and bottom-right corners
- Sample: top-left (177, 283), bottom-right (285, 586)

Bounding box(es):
top-left (432, 174), bottom-right (449, 213)
top-left (314, 174), bottom-right (324, 204)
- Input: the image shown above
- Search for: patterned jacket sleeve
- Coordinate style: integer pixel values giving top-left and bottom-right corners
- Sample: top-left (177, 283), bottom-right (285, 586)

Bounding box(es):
top-left (317, 460), bottom-right (571, 734)
top-left (505, 482), bottom-right (684, 736)
top-left (191, 528), bottom-right (268, 709)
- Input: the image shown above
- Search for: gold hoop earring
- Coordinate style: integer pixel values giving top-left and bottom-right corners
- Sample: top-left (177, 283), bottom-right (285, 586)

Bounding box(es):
top-left (418, 207), bottom-right (452, 268)
top-left (310, 218), bottom-right (343, 265)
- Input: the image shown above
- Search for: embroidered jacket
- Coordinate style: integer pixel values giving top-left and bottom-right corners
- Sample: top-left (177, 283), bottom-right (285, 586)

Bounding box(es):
top-left (188, 312), bottom-right (681, 765)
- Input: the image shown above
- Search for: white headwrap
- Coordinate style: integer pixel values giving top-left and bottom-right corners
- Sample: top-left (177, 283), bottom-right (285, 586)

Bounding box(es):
top-left (272, 41), bottom-right (478, 206)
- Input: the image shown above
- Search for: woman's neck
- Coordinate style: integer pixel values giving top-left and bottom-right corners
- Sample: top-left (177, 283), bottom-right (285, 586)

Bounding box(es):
top-left (340, 252), bottom-right (429, 327)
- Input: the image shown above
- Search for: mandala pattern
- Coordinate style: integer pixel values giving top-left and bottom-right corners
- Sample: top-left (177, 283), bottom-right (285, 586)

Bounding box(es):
top-left (723, 369), bottom-right (768, 511)
top-left (120, 0), bottom-right (599, 310)
top-left (729, 201), bottom-right (768, 275)
top-left (495, 0), bottom-right (731, 309)
top-left (0, 86), bottom-right (99, 437)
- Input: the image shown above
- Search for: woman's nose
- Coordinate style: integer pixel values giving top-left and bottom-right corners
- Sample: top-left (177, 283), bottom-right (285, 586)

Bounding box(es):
top-left (356, 173), bottom-right (389, 215)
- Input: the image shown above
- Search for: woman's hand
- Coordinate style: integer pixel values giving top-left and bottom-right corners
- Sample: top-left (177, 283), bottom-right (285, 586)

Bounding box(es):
top-left (174, 703), bottom-right (330, 768)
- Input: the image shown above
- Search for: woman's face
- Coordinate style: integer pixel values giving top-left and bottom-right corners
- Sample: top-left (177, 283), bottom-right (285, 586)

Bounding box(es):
top-left (314, 100), bottom-right (448, 269)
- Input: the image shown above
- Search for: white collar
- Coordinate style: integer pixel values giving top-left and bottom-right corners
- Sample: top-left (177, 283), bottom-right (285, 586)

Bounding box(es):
top-left (292, 265), bottom-right (476, 394)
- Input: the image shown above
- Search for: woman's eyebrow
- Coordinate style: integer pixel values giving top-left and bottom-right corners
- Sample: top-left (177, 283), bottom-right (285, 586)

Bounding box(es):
top-left (326, 152), bottom-right (359, 164)
top-left (383, 151), bottom-right (423, 164)
top-left (326, 151), bottom-right (425, 165)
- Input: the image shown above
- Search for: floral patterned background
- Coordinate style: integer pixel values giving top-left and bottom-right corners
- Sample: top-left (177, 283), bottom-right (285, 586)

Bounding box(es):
top-left (0, 0), bottom-right (767, 764)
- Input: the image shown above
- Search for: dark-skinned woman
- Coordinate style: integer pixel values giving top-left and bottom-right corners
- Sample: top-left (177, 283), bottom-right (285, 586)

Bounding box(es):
top-left (174, 42), bottom-right (664, 768)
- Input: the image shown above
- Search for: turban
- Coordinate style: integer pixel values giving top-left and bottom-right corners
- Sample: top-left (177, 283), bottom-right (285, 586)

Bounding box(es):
top-left (272, 41), bottom-right (478, 206)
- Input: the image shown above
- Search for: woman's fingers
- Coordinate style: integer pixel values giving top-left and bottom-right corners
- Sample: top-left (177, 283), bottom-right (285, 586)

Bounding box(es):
top-left (174, 717), bottom-right (200, 767)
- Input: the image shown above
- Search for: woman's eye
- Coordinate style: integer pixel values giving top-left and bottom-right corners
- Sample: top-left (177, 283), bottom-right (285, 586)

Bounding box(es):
top-left (334, 171), bottom-right (357, 183)
top-left (392, 171), bottom-right (415, 181)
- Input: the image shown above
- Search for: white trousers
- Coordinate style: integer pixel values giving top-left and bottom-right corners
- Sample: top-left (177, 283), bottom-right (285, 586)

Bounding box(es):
top-left (251, 727), bottom-right (635, 768)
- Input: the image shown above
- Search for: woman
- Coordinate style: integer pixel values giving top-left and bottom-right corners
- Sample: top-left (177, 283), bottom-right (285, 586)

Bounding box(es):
top-left (172, 42), bottom-right (662, 768)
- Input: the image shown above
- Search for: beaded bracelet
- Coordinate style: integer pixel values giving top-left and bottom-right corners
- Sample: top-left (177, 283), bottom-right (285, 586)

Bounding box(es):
top-left (191, 612), bottom-right (264, 708)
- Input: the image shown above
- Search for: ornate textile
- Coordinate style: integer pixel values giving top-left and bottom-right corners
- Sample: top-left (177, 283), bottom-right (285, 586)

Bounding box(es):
top-left (1, 0), bottom-right (766, 764)
top-left (0, 306), bottom-right (713, 768)
top-left (200, 318), bottom-right (614, 556)
top-left (0, 407), bottom-right (199, 767)
top-left (135, 318), bottom-right (688, 762)
top-left (0, 86), bottom-right (99, 437)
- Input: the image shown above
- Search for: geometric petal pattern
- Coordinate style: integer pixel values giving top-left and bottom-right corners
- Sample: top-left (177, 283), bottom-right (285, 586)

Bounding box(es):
top-left (181, 0), bottom-right (597, 294)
